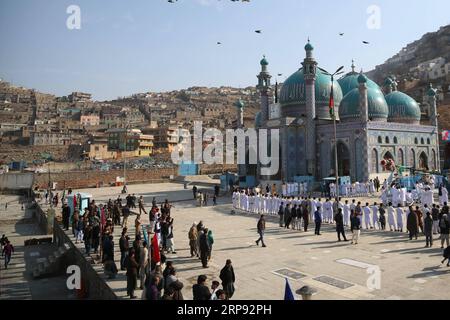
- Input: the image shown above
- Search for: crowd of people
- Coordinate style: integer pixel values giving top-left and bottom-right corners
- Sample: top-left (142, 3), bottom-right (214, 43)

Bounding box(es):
top-left (233, 180), bottom-right (450, 255)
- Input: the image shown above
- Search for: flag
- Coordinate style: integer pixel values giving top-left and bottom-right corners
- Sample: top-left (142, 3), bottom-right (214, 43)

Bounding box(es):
top-left (329, 83), bottom-right (335, 117)
top-left (152, 233), bottom-right (161, 264)
top-left (284, 278), bottom-right (295, 300)
top-left (442, 130), bottom-right (450, 141)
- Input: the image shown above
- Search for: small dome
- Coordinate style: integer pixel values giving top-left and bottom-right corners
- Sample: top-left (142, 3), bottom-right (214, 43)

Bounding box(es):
top-left (385, 91), bottom-right (421, 124)
top-left (358, 73), bottom-right (368, 84)
top-left (384, 77), bottom-right (394, 86)
top-left (255, 111), bottom-right (262, 128)
top-left (339, 87), bottom-right (389, 121)
top-left (304, 40), bottom-right (314, 51)
top-left (260, 56), bottom-right (269, 66)
top-left (337, 72), bottom-right (381, 96)
top-left (235, 99), bottom-right (245, 109)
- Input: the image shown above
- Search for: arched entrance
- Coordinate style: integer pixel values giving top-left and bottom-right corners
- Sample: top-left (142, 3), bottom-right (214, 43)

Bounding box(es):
top-left (371, 149), bottom-right (379, 173)
top-left (419, 152), bottom-right (429, 171)
top-left (336, 142), bottom-right (351, 176)
top-left (398, 149), bottom-right (404, 166)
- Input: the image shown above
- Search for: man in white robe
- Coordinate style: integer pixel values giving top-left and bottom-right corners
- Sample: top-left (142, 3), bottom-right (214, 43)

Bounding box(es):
top-left (363, 203), bottom-right (372, 229)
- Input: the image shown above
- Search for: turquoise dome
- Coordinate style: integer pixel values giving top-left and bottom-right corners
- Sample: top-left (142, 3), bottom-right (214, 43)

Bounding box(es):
top-left (305, 42), bottom-right (314, 51)
top-left (358, 73), bottom-right (367, 84)
top-left (339, 87), bottom-right (389, 121)
top-left (260, 56), bottom-right (269, 66)
top-left (255, 111), bottom-right (262, 128)
top-left (279, 67), bottom-right (343, 119)
top-left (385, 91), bottom-right (421, 124)
top-left (337, 72), bottom-right (381, 96)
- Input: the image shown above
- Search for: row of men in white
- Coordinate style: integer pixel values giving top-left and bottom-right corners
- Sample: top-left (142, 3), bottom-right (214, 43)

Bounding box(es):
top-left (380, 184), bottom-right (448, 208)
top-left (232, 191), bottom-right (440, 232)
top-left (280, 181), bottom-right (376, 198)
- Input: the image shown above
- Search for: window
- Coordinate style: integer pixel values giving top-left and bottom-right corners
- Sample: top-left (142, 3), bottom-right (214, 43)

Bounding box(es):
top-left (421, 138), bottom-right (425, 145)
top-left (414, 137), bottom-right (418, 144)
top-left (427, 138), bottom-right (431, 145)
top-left (394, 137), bottom-right (398, 144)
top-left (378, 136), bottom-right (382, 144)
top-left (385, 137), bottom-right (390, 144)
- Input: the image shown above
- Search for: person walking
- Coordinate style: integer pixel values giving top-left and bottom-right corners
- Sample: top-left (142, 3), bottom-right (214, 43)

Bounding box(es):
top-left (334, 208), bottom-right (348, 242)
top-left (407, 206), bottom-right (419, 240)
top-left (424, 211), bottom-right (434, 248)
top-left (439, 214), bottom-right (450, 249)
top-left (350, 210), bottom-right (361, 245)
top-left (2, 240), bottom-right (14, 269)
top-left (138, 196), bottom-right (147, 215)
top-left (126, 249), bottom-right (139, 299)
top-left (255, 215), bottom-right (266, 247)
top-left (219, 259), bottom-right (235, 299)
top-left (199, 228), bottom-right (210, 268)
top-left (432, 204), bottom-right (440, 235)
top-left (122, 205), bottom-right (130, 229)
top-left (192, 275), bottom-right (211, 300)
top-left (314, 205), bottom-right (322, 236)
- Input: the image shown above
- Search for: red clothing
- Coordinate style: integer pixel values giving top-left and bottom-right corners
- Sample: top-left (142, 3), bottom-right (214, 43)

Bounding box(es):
top-left (3, 243), bottom-right (14, 256)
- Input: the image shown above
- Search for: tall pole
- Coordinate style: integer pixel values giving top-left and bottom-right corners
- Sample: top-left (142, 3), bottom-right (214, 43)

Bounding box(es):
top-left (123, 127), bottom-right (127, 190)
top-left (332, 75), bottom-right (340, 199)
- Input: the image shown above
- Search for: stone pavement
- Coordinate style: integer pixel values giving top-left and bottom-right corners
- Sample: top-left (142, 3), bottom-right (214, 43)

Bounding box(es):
top-left (73, 182), bottom-right (450, 300)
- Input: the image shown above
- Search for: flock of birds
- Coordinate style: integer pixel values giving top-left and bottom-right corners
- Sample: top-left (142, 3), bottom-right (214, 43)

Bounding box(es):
top-left (167, 1), bottom-right (372, 46)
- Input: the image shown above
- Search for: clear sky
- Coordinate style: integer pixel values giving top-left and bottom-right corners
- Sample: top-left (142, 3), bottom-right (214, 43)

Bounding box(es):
top-left (0, 0), bottom-right (449, 101)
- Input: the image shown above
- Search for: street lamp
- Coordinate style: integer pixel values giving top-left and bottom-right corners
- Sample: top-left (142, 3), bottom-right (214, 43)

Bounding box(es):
top-left (123, 124), bottom-right (130, 194)
top-left (319, 66), bottom-right (344, 199)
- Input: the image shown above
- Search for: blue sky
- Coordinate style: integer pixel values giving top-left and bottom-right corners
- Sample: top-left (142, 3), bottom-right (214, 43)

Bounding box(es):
top-left (0, 0), bottom-right (449, 101)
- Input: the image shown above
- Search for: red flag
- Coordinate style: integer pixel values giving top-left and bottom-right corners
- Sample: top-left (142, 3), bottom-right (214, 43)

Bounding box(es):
top-left (329, 83), bottom-right (335, 117)
top-left (152, 234), bottom-right (160, 263)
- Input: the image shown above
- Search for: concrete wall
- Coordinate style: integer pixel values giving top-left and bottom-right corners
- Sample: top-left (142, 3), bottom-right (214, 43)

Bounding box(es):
top-left (34, 168), bottom-right (177, 190)
top-left (53, 221), bottom-right (117, 300)
top-left (0, 172), bottom-right (34, 191)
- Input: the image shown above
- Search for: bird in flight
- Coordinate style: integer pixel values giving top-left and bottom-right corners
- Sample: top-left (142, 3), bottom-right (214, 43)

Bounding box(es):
top-left (339, 33), bottom-right (344, 36)
top-left (255, 30), bottom-right (262, 34)
top-left (217, 42), bottom-right (222, 45)
top-left (362, 41), bottom-right (370, 44)
top-left (277, 74), bottom-right (283, 76)
top-left (168, 0), bottom-right (177, 3)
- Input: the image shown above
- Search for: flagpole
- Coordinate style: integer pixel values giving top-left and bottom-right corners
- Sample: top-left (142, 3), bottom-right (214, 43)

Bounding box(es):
top-left (332, 75), bottom-right (340, 199)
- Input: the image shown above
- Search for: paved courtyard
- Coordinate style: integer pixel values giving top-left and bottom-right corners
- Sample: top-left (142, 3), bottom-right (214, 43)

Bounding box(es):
top-left (75, 182), bottom-right (450, 300)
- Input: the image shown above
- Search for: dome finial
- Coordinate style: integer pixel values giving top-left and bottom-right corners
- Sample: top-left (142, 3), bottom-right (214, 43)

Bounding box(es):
top-left (260, 55), bottom-right (269, 66)
top-left (351, 59), bottom-right (355, 73)
top-left (427, 83), bottom-right (437, 97)
top-left (358, 70), bottom-right (367, 84)
top-left (304, 38), bottom-right (314, 51)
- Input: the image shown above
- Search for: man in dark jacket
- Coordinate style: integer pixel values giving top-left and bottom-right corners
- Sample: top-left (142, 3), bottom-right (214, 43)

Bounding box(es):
top-left (219, 259), bottom-right (235, 299)
top-left (119, 229), bottom-right (129, 270)
top-left (334, 208), bottom-right (348, 241)
top-left (192, 275), bottom-right (211, 300)
top-left (62, 204), bottom-right (70, 230)
top-left (126, 249), bottom-right (139, 299)
top-left (284, 204), bottom-right (292, 229)
top-left (314, 206), bottom-right (322, 235)
top-left (199, 229), bottom-right (210, 268)
top-left (302, 199), bottom-right (309, 232)
top-left (256, 215), bottom-right (266, 247)
top-left (278, 205), bottom-right (284, 227)
top-left (122, 205), bottom-right (130, 228)
top-left (424, 211), bottom-right (434, 247)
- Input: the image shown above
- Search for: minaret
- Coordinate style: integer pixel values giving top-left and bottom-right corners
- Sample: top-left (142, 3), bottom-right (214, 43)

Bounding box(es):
top-left (427, 83), bottom-right (440, 171)
top-left (391, 75), bottom-right (398, 91)
top-left (358, 71), bottom-right (369, 122)
top-left (235, 99), bottom-right (245, 128)
top-left (383, 77), bottom-right (393, 94)
top-left (302, 39), bottom-right (318, 176)
top-left (351, 59), bottom-right (356, 74)
top-left (427, 83), bottom-right (438, 127)
top-left (256, 55), bottom-right (272, 125)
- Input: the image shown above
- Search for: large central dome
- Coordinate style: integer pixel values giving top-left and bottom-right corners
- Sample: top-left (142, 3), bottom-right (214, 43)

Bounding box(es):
top-left (279, 67), bottom-right (343, 119)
